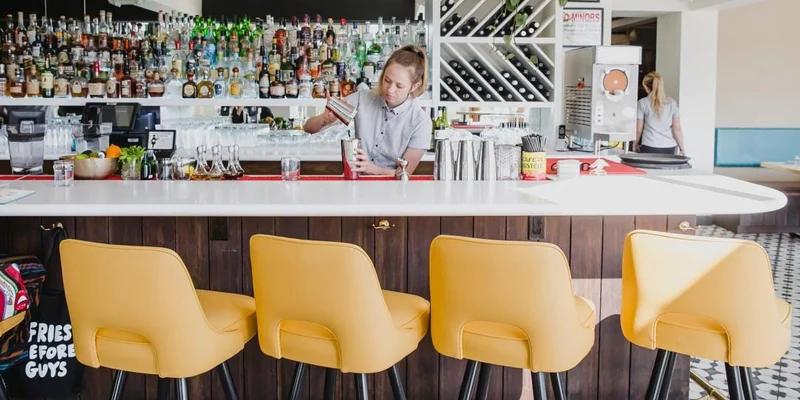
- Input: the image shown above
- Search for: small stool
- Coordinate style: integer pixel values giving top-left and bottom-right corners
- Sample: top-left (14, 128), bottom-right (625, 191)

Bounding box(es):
top-left (60, 239), bottom-right (257, 400)
top-left (429, 235), bottom-right (597, 400)
top-left (249, 234), bottom-right (430, 400)
top-left (621, 230), bottom-right (792, 400)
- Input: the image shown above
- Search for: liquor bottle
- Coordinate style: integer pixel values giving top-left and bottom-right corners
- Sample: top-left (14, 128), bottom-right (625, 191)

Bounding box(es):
top-left (280, 55), bottom-right (295, 83)
top-left (40, 59), bottom-right (54, 98)
top-left (321, 47), bottom-right (335, 82)
top-left (229, 67), bottom-right (243, 99)
top-left (140, 149), bottom-right (157, 180)
top-left (106, 69), bottom-right (120, 99)
top-left (165, 68), bottom-right (183, 98)
top-left (147, 71), bottom-right (165, 98)
top-left (213, 67), bottom-right (227, 97)
top-left (135, 71), bottom-right (148, 98)
top-left (190, 145), bottom-right (210, 180)
top-left (8, 67), bottom-right (23, 98)
top-left (224, 144), bottom-right (245, 180)
top-left (87, 61), bottom-right (106, 98)
top-left (24, 65), bottom-right (40, 97)
top-left (269, 75), bottom-right (285, 98)
top-left (70, 69), bottom-right (88, 98)
top-left (328, 75), bottom-right (340, 97)
top-left (207, 145), bottom-right (226, 180)
top-left (196, 71), bottom-right (213, 98)
top-left (258, 55), bottom-right (270, 98)
top-left (312, 74), bottom-right (327, 98)
top-left (339, 74), bottom-right (355, 97)
top-left (285, 76), bottom-right (299, 98)
top-left (53, 65), bottom-right (68, 98)
top-left (182, 72), bottom-right (197, 98)
top-left (0, 65), bottom-right (7, 97)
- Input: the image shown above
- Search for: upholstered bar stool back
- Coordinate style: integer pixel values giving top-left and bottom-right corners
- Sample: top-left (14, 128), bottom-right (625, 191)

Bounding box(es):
top-left (621, 230), bottom-right (792, 400)
top-left (249, 234), bottom-right (430, 400)
top-left (429, 235), bottom-right (596, 400)
top-left (60, 239), bottom-right (257, 400)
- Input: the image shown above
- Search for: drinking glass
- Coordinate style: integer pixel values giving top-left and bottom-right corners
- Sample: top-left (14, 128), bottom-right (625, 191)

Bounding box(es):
top-left (281, 157), bottom-right (301, 181)
top-left (53, 160), bottom-right (74, 187)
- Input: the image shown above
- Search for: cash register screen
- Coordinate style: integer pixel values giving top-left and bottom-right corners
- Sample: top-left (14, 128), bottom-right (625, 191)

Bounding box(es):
top-left (83, 103), bottom-right (139, 132)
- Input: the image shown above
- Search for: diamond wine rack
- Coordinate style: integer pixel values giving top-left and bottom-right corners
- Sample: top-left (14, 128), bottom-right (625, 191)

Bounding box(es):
top-left (430, 0), bottom-right (560, 109)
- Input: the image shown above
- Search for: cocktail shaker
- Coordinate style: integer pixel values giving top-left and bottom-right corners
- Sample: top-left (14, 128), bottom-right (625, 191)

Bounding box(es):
top-left (433, 138), bottom-right (454, 181)
top-left (327, 97), bottom-right (358, 125)
top-left (477, 139), bottom-right (496, 181)
top-left (341, 138), bottom-right (361, 180)
top-left (457, 140), bottom-right (477, 181)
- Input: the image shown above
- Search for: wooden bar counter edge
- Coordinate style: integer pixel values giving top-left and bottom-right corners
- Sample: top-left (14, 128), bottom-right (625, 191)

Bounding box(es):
top-left (0, 172), bottom-right (786, 400)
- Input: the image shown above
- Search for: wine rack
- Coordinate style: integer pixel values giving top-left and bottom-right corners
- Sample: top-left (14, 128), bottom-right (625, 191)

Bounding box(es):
top-left (431, 0), bottom-right (560, 109)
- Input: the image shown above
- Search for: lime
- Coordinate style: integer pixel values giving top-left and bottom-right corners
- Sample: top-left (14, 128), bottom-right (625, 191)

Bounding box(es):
top-left (75, 154), bottom-right (89, 160)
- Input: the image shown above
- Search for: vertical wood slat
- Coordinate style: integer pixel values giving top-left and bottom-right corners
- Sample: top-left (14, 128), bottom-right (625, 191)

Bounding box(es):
top-left (406, 217), bottom-right (441, 400)
top-left (308, 217), bottom-right (343, 400)
top-left (172, 218), bottom-right (211, 400)
top-left (473, 217), bottom-right (506, 398)
top-left (74, 217), bottom-right (113, 400)
top-left (439, 217), bottom-right (474, 400)
top-left (341, 217), bottom-right (375, 400)
top-left (666, 215), bottom-right (696, 400)
top-left (598, 216), bottom-right (634, 400)
top-left (628, 216), bottom-right (668, 400)
top-left (566, 217), bottom-right (602, 400)
top-left (242, 217), bottom-right (278, 400)
top-left (275, 218), bottom-right (311, 400)
top-left (541, 216), bottom-right (572, 400)
top-left (141, 217), bottom-right (176, 400)
top-left (108, 217), bottom-right (146, 400)
top-left (373, 217), bottom-right (408, 400)
top-left (504, 217), bottom-right (528, 400)
top-left (209, 218), bottom-right (244, 400)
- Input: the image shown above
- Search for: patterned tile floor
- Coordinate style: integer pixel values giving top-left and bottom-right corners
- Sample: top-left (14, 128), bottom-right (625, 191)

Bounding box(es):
top-left (689, 226), bottom-right (799, 400)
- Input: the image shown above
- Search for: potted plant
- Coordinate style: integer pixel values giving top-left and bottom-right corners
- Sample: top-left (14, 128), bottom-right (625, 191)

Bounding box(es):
top-left (119, 146), bottom-right (145, 180)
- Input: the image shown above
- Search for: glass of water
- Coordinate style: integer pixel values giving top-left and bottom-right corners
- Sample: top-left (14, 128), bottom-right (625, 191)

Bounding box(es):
top-left (53, 160), bottom-right (74, 187)
top-left (281, 157), bottom-right (301, 181)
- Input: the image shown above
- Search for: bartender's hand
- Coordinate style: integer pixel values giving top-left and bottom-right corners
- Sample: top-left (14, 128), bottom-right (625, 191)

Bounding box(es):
top-left (633, 143), bottom-right (640, 153)
top-left (321, 108), bottom-right (338, 126)
top-left (352, 148), bottom-right (395, 175)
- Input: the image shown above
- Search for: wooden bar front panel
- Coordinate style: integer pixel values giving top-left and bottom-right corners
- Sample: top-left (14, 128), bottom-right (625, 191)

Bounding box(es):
top-left (0, 216), bottom-right (693, 400)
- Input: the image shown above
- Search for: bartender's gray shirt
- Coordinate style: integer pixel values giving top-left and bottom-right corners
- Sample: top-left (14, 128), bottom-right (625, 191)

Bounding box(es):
top-left (345, 90), bottom-right (432, 169)
top-left (637, 97), bottom-right (680, 148)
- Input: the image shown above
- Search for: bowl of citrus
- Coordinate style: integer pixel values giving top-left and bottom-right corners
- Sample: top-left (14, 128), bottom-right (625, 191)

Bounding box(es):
top-left (61, 145), bottom-right (122, 180)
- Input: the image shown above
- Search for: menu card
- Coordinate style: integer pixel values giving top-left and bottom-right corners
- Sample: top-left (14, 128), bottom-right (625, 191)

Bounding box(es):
top-left (0, 188), bottom-right (35, 205)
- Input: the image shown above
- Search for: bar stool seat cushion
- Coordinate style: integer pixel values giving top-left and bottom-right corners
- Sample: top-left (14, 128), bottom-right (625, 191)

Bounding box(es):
top-left (458, 295), bottom-right (595, 370)
top-left (654, 298), bottom-right (791, 363)
top-left (278, 290), bottom-right (429, 371)
top-left (93, 290), bottom-right (256, 377)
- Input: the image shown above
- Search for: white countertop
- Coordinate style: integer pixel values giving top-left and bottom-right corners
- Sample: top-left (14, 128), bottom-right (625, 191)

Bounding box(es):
top-left (0, 173), bottom-right (786, 217)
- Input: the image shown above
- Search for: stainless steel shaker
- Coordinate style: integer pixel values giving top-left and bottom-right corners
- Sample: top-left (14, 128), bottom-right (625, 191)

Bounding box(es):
top-left (433, 138), bottom-right (454, 181)
top-left (477, 139), bottom-right (497, 181)
top-left (341, 138), bottom-right (361, 180)
top-left (457, 140), bottom-right (477, 181)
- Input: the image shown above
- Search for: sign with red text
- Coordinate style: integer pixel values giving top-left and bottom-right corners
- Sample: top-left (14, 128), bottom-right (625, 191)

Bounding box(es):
top-left (563, 8), bottom-right (604, 47)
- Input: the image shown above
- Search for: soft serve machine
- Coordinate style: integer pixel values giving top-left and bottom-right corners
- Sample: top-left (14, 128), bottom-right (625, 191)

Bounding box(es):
top-left (563, 46), bottom-right (643, 154)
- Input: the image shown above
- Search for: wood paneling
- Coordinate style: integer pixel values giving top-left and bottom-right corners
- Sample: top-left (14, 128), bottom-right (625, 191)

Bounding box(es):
top-left (0, 215), bottom-right (694, 400)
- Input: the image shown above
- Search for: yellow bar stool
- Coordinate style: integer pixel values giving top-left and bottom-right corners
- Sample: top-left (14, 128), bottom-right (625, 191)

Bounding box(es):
top-left (0, 310), bottom-right (26, 399)
top-left (249, 235), bottom-right (430, 400)
top-left (429, 235), bottom-right (597, 400)
top-left (621, 230), bottom-right (792, 400)
top-left (59, 239), bottom-right (257, 400)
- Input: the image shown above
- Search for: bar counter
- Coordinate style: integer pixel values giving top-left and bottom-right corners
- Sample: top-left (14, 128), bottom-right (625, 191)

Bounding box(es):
top-left (0, 172), bottom-right (786, 400)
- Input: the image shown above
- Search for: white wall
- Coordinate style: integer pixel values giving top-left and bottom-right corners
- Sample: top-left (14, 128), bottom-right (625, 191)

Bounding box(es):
top-left (716, 0), bottom-right (800, 127)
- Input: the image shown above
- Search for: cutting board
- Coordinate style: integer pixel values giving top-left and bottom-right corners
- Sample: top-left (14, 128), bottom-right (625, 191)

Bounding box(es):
top-left (546, 158), bottom-right (645, 175)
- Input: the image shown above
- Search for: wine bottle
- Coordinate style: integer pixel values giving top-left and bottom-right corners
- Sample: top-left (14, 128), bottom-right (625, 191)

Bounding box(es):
top-left (440, 90), bottom-right (450, 101)
top-left (525, 93), bottom-right (536, 101)
top-left (449, 60), bottom-right (461, 70)
top-left (501, 71), bottom-right (512, 80)
top-left (444, 76), bottom-right (455, 86)
top-left (461, 92), bottom-right (471, 101)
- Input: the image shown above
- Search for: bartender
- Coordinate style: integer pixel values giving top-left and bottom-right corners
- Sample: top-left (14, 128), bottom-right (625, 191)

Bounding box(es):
top-left (304, 45), bottom-right (432, 175)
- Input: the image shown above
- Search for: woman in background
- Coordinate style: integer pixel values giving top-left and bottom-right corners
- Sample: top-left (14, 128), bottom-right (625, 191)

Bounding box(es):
top-left (635, 72), bottom-right (686, 155)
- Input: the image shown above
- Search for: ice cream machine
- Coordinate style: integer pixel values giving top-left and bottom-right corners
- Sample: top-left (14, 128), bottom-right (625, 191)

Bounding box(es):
top-left (563, 46), bottom-right (643, 154)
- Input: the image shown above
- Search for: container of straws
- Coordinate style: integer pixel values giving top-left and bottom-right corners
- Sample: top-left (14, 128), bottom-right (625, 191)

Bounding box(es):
top-left (521, 134), bottom-right (547, 181)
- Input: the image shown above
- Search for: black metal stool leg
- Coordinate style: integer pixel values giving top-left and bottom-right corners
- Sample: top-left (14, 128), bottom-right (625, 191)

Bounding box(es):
top-left (288, 363), bottom-right (307, 400)
top-left (550, 372), bottom-right (566, 400)
top-left (157, 378), bottom-right (171, 400)
top-left (726, 363), bottom-right (744, 400)
top-left (355, 373), bottom-right (369, 400)
top-left (740, 367), bottom-right (758, 400)
top-left (387, 364), bottom-right (407, 400)
top-left (458, 360), bottom-right (480, 400)
top-left (217, 361), bottom-right (239, 400)
top-left (323, 368), bottom-right (337, 400)
top-left (657, 351), bottom-right (677, 400)
top-left (645, 349), bottom-right (675, 400)
top-left (531, 371), bottom-right (548, 400)
top-left (0, 375), bottom-right (10, 400)
top-left (175, 378), bottom-right (188, 400)
top-left (109, 370), bottom-right (128, 400)
top-left (475, 363), bottom-right (492, 400)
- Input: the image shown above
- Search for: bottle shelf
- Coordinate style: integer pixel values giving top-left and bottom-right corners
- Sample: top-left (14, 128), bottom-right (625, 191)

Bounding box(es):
top-left (439, 101), bottom-right (553, 108)
top-left (0, 97), bottom-right (330, 107)
top-left (439, 36), bottom-right (556, 44)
